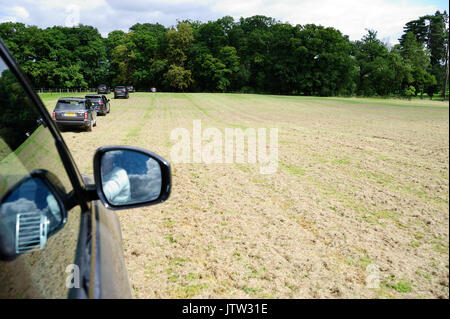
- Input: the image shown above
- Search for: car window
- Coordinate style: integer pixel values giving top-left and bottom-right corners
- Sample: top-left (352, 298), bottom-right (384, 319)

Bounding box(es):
top-left (0, 55), bottom-right (82, 298)
top-left (89, 98), bottom-right (102, 103)
top-left (55, 100), bottom-right (86, 110)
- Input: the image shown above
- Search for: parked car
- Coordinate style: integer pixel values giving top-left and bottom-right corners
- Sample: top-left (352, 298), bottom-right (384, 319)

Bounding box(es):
top-left (52, 98), bottom-right (97, 131)
top-left (85, 94), bottom-right (110, 116)
top-left (126, 85), bottom-right (134, 93)
top-left (97, 84), bottom-right (110, 94)
top-left (0, 39), bottom-right (171, 298)
top-left (114, 86), bottom-right (129, 99)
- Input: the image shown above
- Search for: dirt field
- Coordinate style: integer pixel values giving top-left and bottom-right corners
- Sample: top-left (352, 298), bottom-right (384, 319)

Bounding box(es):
top-left (41, 92), bottom-right (449, 299)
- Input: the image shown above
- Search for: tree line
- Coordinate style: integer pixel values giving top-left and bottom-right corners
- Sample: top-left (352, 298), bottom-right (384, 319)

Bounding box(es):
top-left (0, 12), bottom-right (448, 98)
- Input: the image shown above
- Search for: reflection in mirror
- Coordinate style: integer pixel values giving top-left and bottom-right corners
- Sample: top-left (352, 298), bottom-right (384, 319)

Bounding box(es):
top-left (0, 176), bottom-right (63, 259)
top-left (100, 150), bottom-right (162, 206)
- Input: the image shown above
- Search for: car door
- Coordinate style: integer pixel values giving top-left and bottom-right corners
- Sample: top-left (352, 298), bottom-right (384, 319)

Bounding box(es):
top-left (0, 45), bottom-right (91, 298)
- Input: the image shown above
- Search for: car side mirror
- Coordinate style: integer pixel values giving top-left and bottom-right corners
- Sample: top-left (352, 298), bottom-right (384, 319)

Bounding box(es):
top-left (0, 170), bottom-right (67, 261)
top-left (92, 146), bottom-right (171, 210)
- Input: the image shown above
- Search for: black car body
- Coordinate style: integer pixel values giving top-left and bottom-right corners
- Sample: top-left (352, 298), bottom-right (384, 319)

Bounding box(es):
top-left (126, 86), bottom-right (134, 93)
top-left (97, 84), bottom-right (110, 94)
top-left (85, 94), bottom-right (110, 116)
top-left (52, 98), bottom-right (97, 131)
top-left (0, 39), bottom-right (171, 298)
top-left (114, 86), bottom-right (129, 99)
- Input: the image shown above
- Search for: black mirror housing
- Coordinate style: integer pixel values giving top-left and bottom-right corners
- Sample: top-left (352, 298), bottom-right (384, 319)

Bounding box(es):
top-left (92, 146), bottom-right (171, 210)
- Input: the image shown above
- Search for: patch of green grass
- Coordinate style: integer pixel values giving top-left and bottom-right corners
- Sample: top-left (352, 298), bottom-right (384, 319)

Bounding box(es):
top-left (169, 257), bottom-right (186, 266)
top-left (422, 272), bottom-right (432, 281)
top-left (191, 171), bottom-right (200, 179)
top-left (333, 157), bottom-right (351, 165)
top-left (235, 163), bottom-right (252, 173)
top-left (168, 274), bottom-right (179, 282)
top-left (248, 265), bottom-right (267, 278)
top-left (281, 163), bottom-right (305, 176)
top-left (175, 283), bottom-right (209, 298)
top-left (164, 218), bottom-right (175, 228)
top-left (409, 241), bottom-right (422, 248)
top-left (185, 273), bottom-right (201, 281)
top-left (325, 97), bottom-right (448, 109)
top-left (38, 91), bottom-right (89, 101)
top-left (241, 285), bottom-right (258, 295)
top-left (385, 276), bottom-right (412, 293)
top-left (281, 200), bottom-right (295, 209)
top-left (252, 177), bottom-right (267, 184)
top-left (166, 235), bottom-right (177, 244)
top-left (371, 210), bottom-right (399, 221)
top-left (359, 256), bottom-right (372, 268)
top-left (392, 280), bottom-right (412, 293)
top-left (285, 282), bottom-right (296, 291)
top-left (433, 243), bottom-right (448, 254)
top-left (126, 126), bottom-right (140, 138)
top-left (401, 185), bottom-right (428, 197)
top-left (362, 171), bottom-right (393, 185)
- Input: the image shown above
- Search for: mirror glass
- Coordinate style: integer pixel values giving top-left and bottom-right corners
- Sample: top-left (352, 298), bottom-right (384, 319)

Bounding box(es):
top-left (0, 176), bottom-right (64, 257)
top-left (100, 150), bottom-right (162, 206)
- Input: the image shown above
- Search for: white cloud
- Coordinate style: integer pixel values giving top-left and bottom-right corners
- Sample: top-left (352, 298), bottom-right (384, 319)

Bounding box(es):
top-left (211, 0), bottom-right (441, 43)
top-left (11, 6), bottom-right (29, 19)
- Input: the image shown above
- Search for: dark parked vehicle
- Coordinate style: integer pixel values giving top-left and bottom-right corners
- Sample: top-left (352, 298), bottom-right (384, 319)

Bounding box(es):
top-left (52, 98), bottom-right (97, 131)
top-left (0, 39), bottom-right (171, 298)
top-left (126, 85), bottom-right (134, 93)
top-left (97, 84), bottom-right (110, 94)
top-left (85, 94), bottom-right (110, 116)
top-left (114, 86), bottom-right (129, 99)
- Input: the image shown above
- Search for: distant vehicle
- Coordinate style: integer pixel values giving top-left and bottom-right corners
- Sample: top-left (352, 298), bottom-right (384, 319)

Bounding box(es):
top-left (114, 86), bottom-right (129, 99)
top-left (85, 94), bottom-right (110, 116)
top-left (151, 87), bottom-right (157, 93)
top-left (97, 84), bottom-right (110, 94)
top-left (52, 97), bottom-right (97, 131)
top-left (126, 85), bottom-right (134, 93)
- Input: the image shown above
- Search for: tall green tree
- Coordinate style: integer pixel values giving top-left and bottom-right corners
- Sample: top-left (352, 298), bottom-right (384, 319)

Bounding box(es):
top-left (165, 22), bottom-right (194, 91)
top-left (400, 32), bottom-right (435, 98)
top-left (400, 11), bottom-right (448, 98)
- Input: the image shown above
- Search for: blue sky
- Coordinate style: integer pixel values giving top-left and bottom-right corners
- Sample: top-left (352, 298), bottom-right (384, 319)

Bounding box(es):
top-left (406, 0), bottom-right (448, 10)
top-left (0, 0), bottom-right (448, 43)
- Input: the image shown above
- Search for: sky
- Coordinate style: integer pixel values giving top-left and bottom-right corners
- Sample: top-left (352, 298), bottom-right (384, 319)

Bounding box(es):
top-left (0, 0), bottom-right (448, 44)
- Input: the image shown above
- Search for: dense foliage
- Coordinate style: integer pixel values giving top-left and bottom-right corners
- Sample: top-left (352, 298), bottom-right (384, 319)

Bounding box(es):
top-left (0, 12), bottom-right (448, 98)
